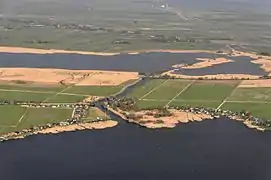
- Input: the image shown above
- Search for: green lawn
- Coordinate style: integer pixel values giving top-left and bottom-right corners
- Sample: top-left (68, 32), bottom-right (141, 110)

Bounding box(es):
top-left (176, 81), bottom-right (238, 101)
top-left (169, 100), bottom-right (221, 109)
top-left (63, 86), bottom-right (122, 96)
top-left (0, 106), bottom-right (26, 126)
top-left (128, 79), bottom-right (166, 99)
top-left (222, 102), bottom-right (271, 120)
top-left (143, 80), bottom-right (191, 100)
top-left (228, 87), bottom-right (271, 102)
top-left (18, 108), bottom-right (72, 129)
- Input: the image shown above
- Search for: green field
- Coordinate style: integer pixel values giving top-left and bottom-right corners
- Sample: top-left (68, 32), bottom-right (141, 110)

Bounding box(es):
top-left (0, 81), bottom-right (130, 135)
top-left (44, 94), bottom-right (87, 103)
top-left (64, 85), bottom-right (123, 97)
top-left (18, 108), bottom-right (72, 129)
top-left (0, 107), bottom-right (72, 135)
top-left (228, 88), bottom-right (271, 102)
top-left (222, 102), bottom-right (271, 120)
top-left (127, 79), bottom-right (271, 120)
top-left (169, 101), bottom-right (221, 109)
top-left (0, 106), bottom-right (26, 126)
top-left (0, 83), bottom-right (126, 103)
top-left (176, 81), bottom-right (239, 101)
top-left (0, 83), bottom-right (65, 92)
top-left (130, 79), bottom-right (238, 109)
top-left (0, 91), bottom-right (53, 102)
top-left (136, 100), bottom-right (168, 109)
top-left (143, 80), bottom-right (191, 100)
top-left (128, 79), bottom-right (166, 99)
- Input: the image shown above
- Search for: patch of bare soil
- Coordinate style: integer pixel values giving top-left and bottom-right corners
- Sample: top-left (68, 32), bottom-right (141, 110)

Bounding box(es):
top-left (181, 58), bottom-right (233, 69)
top-left (239, 79), bottom-right (271, 88)
top-left (0, 68), bottom-right (139, 86)
top-left (112, 108), bottom-right (213, 129)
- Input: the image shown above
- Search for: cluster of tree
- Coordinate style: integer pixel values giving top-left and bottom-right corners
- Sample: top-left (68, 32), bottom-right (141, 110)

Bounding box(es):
top-left (125, 113), bottom-right (143, 120)
top-left (111, 97), bottom-right (138, 111)
top-left (153, 108), bottom-right (172, 118)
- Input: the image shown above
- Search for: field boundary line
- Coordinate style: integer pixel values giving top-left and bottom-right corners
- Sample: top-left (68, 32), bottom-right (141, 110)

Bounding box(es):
top-left (216, 81), bottom-right (240, 110)
top-left (165, 80), bottom-right (196, 107)
top-left (141, 98), bottom-right (271, 104)
top-left (15, 108), bottom-right (28, 127)
top-left (226, 100), bottom-right (271, 104)
top-left (142, 99), bottom-right (220, 103)
top-left (0, 89), bottom-right (89, 97)
top-left (0, 124), bottom-right (17, 128)
top-left (139, 79), bottom-right (170, 100)
top-left (58, 92), bottom-right (89, 97)
top-left (0, 89), bottom-right (55, 94)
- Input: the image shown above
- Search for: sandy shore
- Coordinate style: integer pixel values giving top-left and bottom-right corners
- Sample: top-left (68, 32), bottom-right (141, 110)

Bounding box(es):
top-left (0, 46), bottom-right (216, 55)
top-left (0, 120), bottom-right (118, 141)
top-left (181, 57), bottom-right (233, 69)
top-left (0, 46), bottom-right (119, 56)
top-left (243, 120), bottom-right (265, 131)
top-left (251, 58), bottom-right (271, 74)
top-left (127, 49), bottom-right (216, 54)
top-left (0, 68), bottom-right (139, 86)
top-left (37, 120), bottom-right (118, 134)
top-left (232, 50), bottom-right (271, 74)
top-left (162, 71), bottom-right (260, 80)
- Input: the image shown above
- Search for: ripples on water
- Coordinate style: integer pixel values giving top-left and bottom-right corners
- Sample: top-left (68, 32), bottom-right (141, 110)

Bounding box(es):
top-left (1, 118), bottom-right (271, 180)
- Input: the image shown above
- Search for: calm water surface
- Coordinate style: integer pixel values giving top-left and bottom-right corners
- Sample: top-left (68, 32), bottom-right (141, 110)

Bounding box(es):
top-left (1, 118), bottom-right (271, 180)
top-left (0, 52), bottom-right (266, 75)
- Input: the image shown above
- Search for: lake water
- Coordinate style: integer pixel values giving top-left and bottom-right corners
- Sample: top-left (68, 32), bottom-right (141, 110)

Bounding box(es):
top-left (0, 52), bottom-right (266, 76)
top-left (1, 118), bottom-right (271, 180)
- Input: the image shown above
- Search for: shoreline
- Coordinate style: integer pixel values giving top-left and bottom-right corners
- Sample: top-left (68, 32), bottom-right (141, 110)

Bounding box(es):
top-left (0, 46), bottom-right (216, 55)
top-left (0, 120), bottom-right (118, 141)
top-left (106, 104), bottom-right (268, 131)
top-left (161, 71), bottom-right (261, 80)
top-left (180, 57), bottom-right (233, 69)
